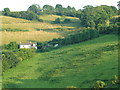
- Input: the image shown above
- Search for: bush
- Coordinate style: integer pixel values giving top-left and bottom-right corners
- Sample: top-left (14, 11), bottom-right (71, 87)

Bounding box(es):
top-left (2, 48), bottom-right (36, 72)
top-left (62, 19), bottom-right (71, 23)
top-left (2, 42), bottom-right (19, 50)
top-left (38, 19), bottom-right (44, 22)
top-left (53, 18), bottom-right (61, 24)
top-left (97, 24), bottom-right (118, 34)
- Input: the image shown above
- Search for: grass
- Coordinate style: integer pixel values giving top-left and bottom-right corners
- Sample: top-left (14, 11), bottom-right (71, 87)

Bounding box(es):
top-left (2, 34), bottom-right (118, 88)
top-left (1, 31), bottom-right (62, 45)
top-left (40, 15), bottom-right (79, 22)
top-left (1, 15), bottom-right (81, 45)
top-left (1, 15), bottom-right (80, 31)
top-left (40, 15), bottom-right (81, 28)
top-left (1, 16), bottom-right (62, 31)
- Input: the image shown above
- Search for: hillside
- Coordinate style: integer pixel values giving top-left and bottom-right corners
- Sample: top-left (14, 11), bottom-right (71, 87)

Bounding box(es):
top-left (1, 15), bottom-right (80, 31)
top-left (3, 34), bottom-right (118, 88)
top-left (1, 15), bottom-right (80, 45)
top-left (2, 31), bottom-right (62, 45)
top-left (1, 16), bottom-right (61, 31)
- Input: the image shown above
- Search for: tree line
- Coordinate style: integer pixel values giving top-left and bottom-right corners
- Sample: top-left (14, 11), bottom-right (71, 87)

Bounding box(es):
top-left (2, 4), bottom-right (119, 34)
top-left (80, 5), bottom-right (118, 33)
top-left (37, 29), bottom-right (99, 52)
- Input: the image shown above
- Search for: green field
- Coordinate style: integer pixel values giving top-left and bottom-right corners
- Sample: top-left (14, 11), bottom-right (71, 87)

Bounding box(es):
top-left (2, 34), bottom-right (118, 88)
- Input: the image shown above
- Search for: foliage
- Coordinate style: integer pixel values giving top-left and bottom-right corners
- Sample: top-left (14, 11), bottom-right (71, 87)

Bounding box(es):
top-left (42, 5), bottom-right (55, 15)
top-left (50, 29), bottom-right (99, 45)
top-left (93, 75), bottom-right (119, 89)
top-left (53, 18), bottom-right (61, 24)
top-left (37, 29), bottom-right (99, 52)
top-left (3, 8), bottom-right (42, 21)
top-left (4, 8), bottom-right (11, 16)
top-left (27, 4), bottom-right (41, 14)
top-left (97, 24), bottom-right (118, 34)
top-left (2, 48), bottom-right (36, 72)
top-left (2, 42), bottom-right (19, 50)
top-left (111, 75), bottom-right (119, 85)
top-left (80, 5), bottom-right (118, 32)
top-left (2, 50), bottom-right (21, 72)
top-left (62, 19), bottom-right (71, 23)
top-left (93, 81), bottom-right (106, 88)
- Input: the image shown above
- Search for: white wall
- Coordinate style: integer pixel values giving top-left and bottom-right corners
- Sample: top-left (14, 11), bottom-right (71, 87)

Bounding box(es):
top-left (20, 45), bottom-right (31, 49)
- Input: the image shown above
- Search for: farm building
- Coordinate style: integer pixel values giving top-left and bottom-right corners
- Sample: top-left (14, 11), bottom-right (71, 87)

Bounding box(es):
top-left (19, 42), bottom-right (37, 49)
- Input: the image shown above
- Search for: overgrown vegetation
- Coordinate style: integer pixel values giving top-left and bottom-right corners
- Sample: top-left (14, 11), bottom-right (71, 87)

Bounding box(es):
top-left (1, 42), bottom-right (36, 72)
top-left (2, 48), bottom-right (36, 72)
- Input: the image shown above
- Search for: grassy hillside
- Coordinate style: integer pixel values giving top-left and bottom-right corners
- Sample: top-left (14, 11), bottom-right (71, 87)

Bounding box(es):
top-left (2, 15), bottom-right (80, 31)
top-left (40, 15), bottom-right (79, 22)
top-left (1, 16), bottom-right (62, 31)
top-left (3, 34), bottom-right (118, 88)
top-left (1, 16), bottom-right (62, 45)
top-left (1, 31), bottom-right (62, 45)
top-left (1, 15), bottom-right (80, 45)
top-left (40, 15), bottom-right (81, 28)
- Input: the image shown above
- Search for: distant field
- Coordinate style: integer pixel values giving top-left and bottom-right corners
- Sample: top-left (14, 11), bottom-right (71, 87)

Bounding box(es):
top-left (40, 15), bottom-right (79, 22)
top-left (1, 15), bottom-right (80, 31)
top-left (1, 31), bottom-right (62, 45)
top-left (1, 16), bottom-right (63, 31)
top-left (1, 15), bottom-right (81, 45)
top-left (3, 34), bottom-right (118, 88)
top-left (40, 15), bottom-right (81, 28)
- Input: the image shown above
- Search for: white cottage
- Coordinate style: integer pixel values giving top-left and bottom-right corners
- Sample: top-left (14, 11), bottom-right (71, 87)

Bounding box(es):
top-left (19, 42), bottom-right (37, 49)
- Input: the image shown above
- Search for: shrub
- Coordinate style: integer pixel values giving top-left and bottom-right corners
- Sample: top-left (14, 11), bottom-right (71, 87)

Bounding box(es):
top-left (2, 42), bottom-right (19, 50)
top-left (2, 48), bottom-right (36, 72)
top-left (38, 19), bottom-right (43, 22)
top-left (63, 19), bottom-right (71, 23)
top-left (53, 18), bottom-right (61, 24)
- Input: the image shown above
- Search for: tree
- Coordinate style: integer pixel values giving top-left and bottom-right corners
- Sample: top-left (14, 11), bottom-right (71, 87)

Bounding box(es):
top-left (3, 42), bottom-right (19, 50)
top-left (117, 1), bottom-right (120, 9)
top-left (4, 8), bottom-right (11, 16)
top-left (43, 5), bottom-right (54, 11)
top-left (53, 18), bottom-right (61, 24)
top-left (42, 5), bottom-right (55, 14)
top-left (80, 5), bottom-right (117, 30)
top-left (27, 4), bottom-right (41, 14)
top-left (26, 11), bottom-right (39, 20)
top-left (55, 4), bottom-right (63, 15)
top-left (76, 9), bottom-right (82, 18)
top-left (55, 4), bottom-right (62, 9)
top-left (83, 5), bottom-right (94, 9)
top-left (63, 19), bottom-right (71, 23)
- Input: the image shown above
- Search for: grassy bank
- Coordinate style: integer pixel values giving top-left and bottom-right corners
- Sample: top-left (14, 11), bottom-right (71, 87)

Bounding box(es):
top-left (3, 34), bottom-right (118, 88)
